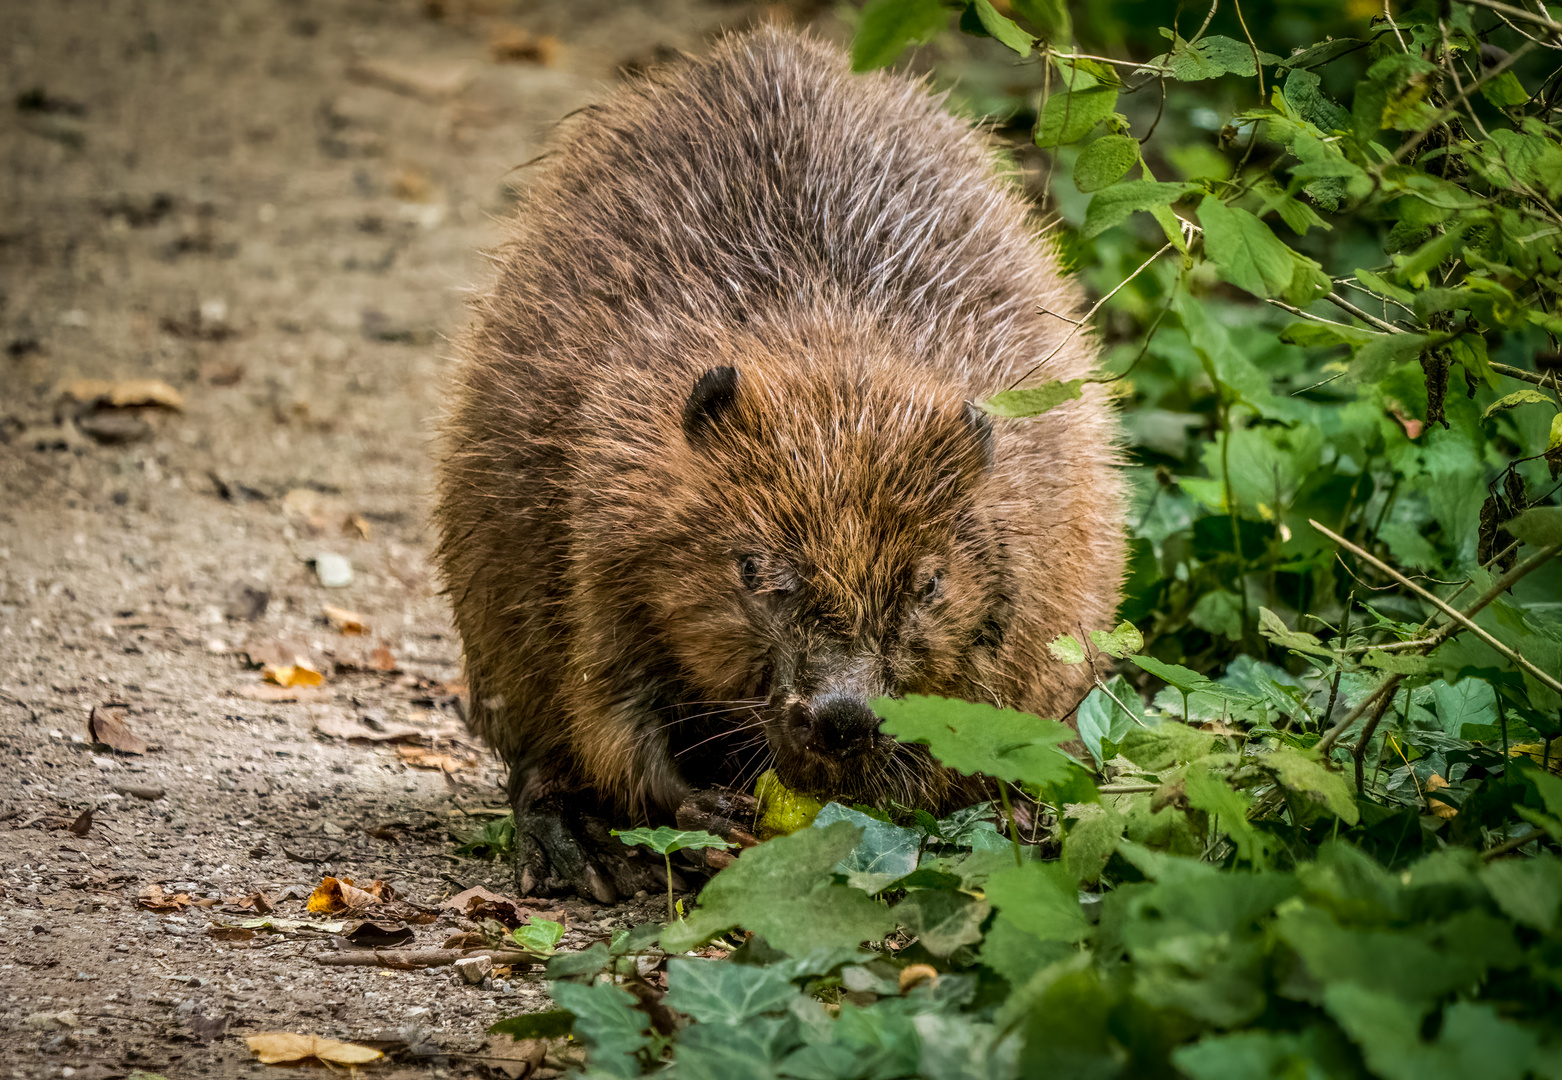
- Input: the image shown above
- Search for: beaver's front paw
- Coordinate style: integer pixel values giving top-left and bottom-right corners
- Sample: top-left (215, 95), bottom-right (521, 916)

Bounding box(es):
top-left (512, 802), bottom-right (685, 904)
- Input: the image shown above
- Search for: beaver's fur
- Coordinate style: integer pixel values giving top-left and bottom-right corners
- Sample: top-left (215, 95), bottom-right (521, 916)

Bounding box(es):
top-left (434, 28), bottom-right (1124, 899)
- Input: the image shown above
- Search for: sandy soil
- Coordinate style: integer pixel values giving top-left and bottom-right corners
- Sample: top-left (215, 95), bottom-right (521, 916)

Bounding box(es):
top-left (0, 1), bottom-right (832, 1075)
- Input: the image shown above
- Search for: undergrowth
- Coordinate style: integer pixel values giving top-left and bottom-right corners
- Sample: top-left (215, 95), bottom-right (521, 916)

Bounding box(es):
top-left (490, 1), bottom-right (1562, 1075)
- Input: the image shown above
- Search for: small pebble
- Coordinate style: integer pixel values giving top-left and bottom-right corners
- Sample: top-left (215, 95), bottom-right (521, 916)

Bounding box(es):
top-left (454, 955), bottom-right (492, 985)
top-left (314, 553), bottom-right (353, 588)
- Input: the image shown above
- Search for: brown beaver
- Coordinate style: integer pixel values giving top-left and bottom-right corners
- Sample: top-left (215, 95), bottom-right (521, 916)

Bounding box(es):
top-left (433, 28), bottom-right (1124, 901)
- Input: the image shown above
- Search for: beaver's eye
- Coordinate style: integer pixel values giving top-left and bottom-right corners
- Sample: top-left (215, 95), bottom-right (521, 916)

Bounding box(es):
top-left (738, 555), bottom-right (763, 591)
top-left (922, 570), bottom-right (944, 602)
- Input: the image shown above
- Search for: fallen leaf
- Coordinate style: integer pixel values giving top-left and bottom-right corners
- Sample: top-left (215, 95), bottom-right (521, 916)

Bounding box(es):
top-left (442, 931), bottom-right (488, 950)
top-left (488, 24), bottom-right (559, 66)
top-left (66, 808), bottom-right (93, 837)
top-left (186, 1012), bottom-right (230, 1042)
top-left (244, 1033), bottom-right (382, 1066)
top-left (369, 646), bottom-right (399, 672)
top-left (60, 377), bottom-right (185, 410)
top-left (224, 890), bottom-right (273, 914)
top-left (344, 919), bottom-right (417, 948)
top-left (136, 884), bottom-right (193, 913)
top-left (208, 926), bottom-right (257, 942)
top-left (234, 684), bottom-right (331, 704)
top-left (230, 916), bottom-right (345, 933)
top-left (441, 885), bottom-right (523, 926)
top-left (322, 606), bottom-right (369, 635)
top-left (264, 663), bottom-right (324, 688)
top-left (88, 705), bottom-right (149, 755)
top-left (344, 512), bottom-right (372, 539)
top-left (77, 410), bottom-right (152, 444)
top-left (306, 876), bottom-right (394, 914)
top-left (397, 744), bottom-right (476, 772)
top-left (312, 711), bottom-right (427, 743)
top-left (1427, 773), bottom-right (1458, 818)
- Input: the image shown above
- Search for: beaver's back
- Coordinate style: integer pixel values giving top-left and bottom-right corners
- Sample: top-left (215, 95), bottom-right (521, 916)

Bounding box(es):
top-left (437, 27), bottom-right (1121, 795)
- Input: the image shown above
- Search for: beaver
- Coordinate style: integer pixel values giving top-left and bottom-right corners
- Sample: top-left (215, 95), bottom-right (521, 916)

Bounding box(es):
top-left (433, 27), bottom-right (1124, 901)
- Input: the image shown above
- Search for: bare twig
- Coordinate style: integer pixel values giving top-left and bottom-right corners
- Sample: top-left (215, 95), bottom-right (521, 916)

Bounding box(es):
top-left (1353, 688), bottom-right (1398, 794)
top-left (1490, 361), bottom-right (1562, 389)
top-left (1461, 0), bottom-right (1562, 38)
top-left (1310, 520), bottom-right (1562, 695)
top-left (1324, 293), bottom-right (1406, 334)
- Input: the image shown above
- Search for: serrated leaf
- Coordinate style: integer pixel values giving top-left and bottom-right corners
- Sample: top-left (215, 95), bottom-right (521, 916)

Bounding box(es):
top-left (1035, 87), bottom-right (1118, 148)
top-left (1507, 506), bottom-right (1562, 548)
top-left (1480, 855), bottom-right (1562, 933)
top-left (1257, 607), bottom-right (1332, 657)
top-left (1197, 198), bottom-right (1296, 299)
top-left (983, 860), bottom-right (1090, 944)
top-left (1483, 387), bottom-right (1557, 421)
top-left (874, 695), bottom-right (1081, 789)
top-left (1081, 180), bottom-right (1197, 239)
top-left (1264, 746), bottom-right (1359, 824)
top-left (1089, 620), bottom-right (1144, 659)
top-left (1480, 71), bottom-right (1530, 109)
top-left (511, 917), bottom-right (565, 956)
top-left (1047, 633), bottom-right (1087, 664)
top-left (1073, 134), bottom-right (1140, 193)
top-left (548, 981), bottom-right (649, 1079)
top-left (1064, 803), bottom-right (1125, 884)
top-left (850, 0), bottom-right (948, 71)
top-left (659, 821), bottom-right (894, 955)
top-left (983, 378), bottom-right (1084, 418)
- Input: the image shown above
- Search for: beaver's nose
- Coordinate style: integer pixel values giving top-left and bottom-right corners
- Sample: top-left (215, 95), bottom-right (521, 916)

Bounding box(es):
top-left (787, 693), bottom-right (879, 754)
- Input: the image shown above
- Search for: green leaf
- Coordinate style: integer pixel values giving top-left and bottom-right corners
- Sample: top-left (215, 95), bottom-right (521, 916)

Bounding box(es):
top-left (1257, 607), bottom-right (1332, 657)
top-left (1351, 331), bottom-right (1428, 382)
top-left (659, 820), bottom-right (895, 955)
top-left (1263, 746), bottom-right (1359, 824)
top-left (1010, 0), bottom-right (1070, 40)
top-left (983, 860), bottom-right (1091, 944)
top-left (546, 942), bottom-right (610, 979)
top-left (1129, 654), bottom-right (1221, 697)
top-left (983, 378), bottom-right (1084, 418)
top-left (1480, 71), bottom-right (1530, 109)
top-left (1278, 37), bottom-right (1367, 69)
top-left (850, 0), bottom-right (948, 72)
top-left (1147, 34), bottom-right (1281, 81)
top-left (1482, 388), bottom-right (1556, 421)
top-left (1081, 180), bottom-right (1197, 239)
top-left (1047, 633), bottom-right (1087, 664)
top-left (1480, 855), bottom-right (1562, 933)
top-left (969, 0), bottom-right (1031, 56)
top-left (1324, 988), bottom-right (1539, 1080)
top-left (1035, 86), bottom-right (1118, 148)
top-left (1063, 803), bottom-right (1125, 884)
top-left (663, 958), bottom-right (801, 1023)
top-left (895, 887), bottom-right (991, 955)
top-left (1073, 134), bottom-right (1139, 193)
top-left (1173, 1030), bottom-right (1326, 1080)
top-left (812, 802), bottom-right (922, 893)
top-left (612, 826), bottom-right (735, 856)
top-left (548, 980), bottom-right (649, 1079)
top-left (489, 1011), bottom-right (576, 1040)
top-left (1076, 675), bottom-right (1144, 767)
top-left (1197, 197), bottom-right (1296, 299)
top-left (1507, 506), bottom-right (1562, 548)
top-left (873, 694), bottom-right (1082, 789)
top-left (1089, 620), bottom-right (1144, 659)
top-left (511, 917), bottom-right (565, 957)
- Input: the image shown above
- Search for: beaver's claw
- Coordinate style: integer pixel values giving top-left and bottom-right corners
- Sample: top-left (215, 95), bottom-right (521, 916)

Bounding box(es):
top-left (511, 802), bottom-right (685, 904)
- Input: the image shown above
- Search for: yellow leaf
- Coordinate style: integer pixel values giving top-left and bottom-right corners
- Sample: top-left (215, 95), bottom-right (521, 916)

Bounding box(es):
top-left (322, 605), bottom-right (369, 635)
top-left (262, 663), bottom-right (323, 688)
top-left (244, 1032), bottom-right (382, 1065)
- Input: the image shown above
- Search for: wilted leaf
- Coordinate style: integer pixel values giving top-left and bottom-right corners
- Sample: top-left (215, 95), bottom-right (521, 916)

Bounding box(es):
top-left (87, 705), bottom-right (149, 755)
top-left (1090, 620), bottom-right (1145, 659)
top-left (243, 1032), bottom-right (382, 1066)
top-left (1047, 633), bottom-right (1087, 664)
top-left (306, 876), bottom-right (384, 914)
top-left (136, 884), bottom-right (193, 913)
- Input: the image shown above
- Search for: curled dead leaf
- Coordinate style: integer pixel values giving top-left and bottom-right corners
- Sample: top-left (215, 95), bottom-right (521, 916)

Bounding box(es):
top-left (1426, 773), bottom-right (1458, 819)
top-left (60, 377), bottom-right (185, 411)
top-left (263, 663), bottom-right (324, 688)
top-left (306, 876), bottom-right (394, 915)
top-left (899, 964), bottom-right (940, 993)
top-left (244, 1032), bottom-right (382, 1066)
top-left (137, 884), bottom-right (194, 913)
top-left (87, 704), bottom-right (149, 755)
top-left (396, 744), bottom-right (476, 772)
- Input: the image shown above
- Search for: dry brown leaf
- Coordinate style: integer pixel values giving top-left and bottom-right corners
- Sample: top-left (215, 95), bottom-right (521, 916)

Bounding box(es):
top-left (480, 1033), bottom-right (547, 1079)
top-left (487, 24), bottom-right (559, 65)
top-left (234, 684), bottom-right (331, 704)
top-left (899, 964), bottom-right (940, 993)
top-left (244, 1032), bottom-right (382, 1066)
top-left (1426, 773), bottom-right (1458, 819)
top-left (312, 711), bottom-right (427, 743)
top-left (306, 876), bottom-right (393, 914)
top-left (263, 663), bottom-right (324, 688)
top-left (344, 512), bottom-right (372, 540)
top-left (87, 705), bottom-right (149, 755)
top-left (60, 377), bottom-right (185, 410)
top-left (397, 744), bottom-right (475, 771)
top-left (136, 884), bottom-right (193, 913)
top-left (323, 605), bottom-right (369, 635)
top-left (66, 808), bottom-right (93, 837)
top-left (369, 646), bottom-right (399, 672)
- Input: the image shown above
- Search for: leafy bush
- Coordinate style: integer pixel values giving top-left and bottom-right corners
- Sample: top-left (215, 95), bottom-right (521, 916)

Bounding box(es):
top-left (493, 1), bottom-right (1562, 1074)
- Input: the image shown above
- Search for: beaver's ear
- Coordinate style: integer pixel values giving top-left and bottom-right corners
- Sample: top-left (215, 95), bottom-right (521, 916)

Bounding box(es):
top-left (962, 400), bottom-right (996, 473)
top-left (683, 366), bottom-right (740, 446)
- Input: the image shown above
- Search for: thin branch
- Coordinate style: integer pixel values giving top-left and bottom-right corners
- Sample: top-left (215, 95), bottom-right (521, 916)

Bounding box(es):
top-left (1389, 38), bottom-right (1540, 166)
top-left (1324, 293), bottom-right (1406, 334)
top-left (1462, 0), bottom-right (1562, 37)
top-left (1491, 361), bottom-right (1562, 389)
top-left (1005, 241), bottom-right (1174, 391)
top-left (1311, 520), bottom-right (1562, 695)
top-left (1353, 689), bottom-right (1398, 794)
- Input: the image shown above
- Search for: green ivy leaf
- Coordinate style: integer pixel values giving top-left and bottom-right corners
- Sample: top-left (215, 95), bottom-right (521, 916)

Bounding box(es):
top-left (895, 887), bottom-right (991, 955)
top-left (812, 802), bottom-right (922, 893)
top-left (612, 826), bottom-right (735, 856)
top-left (850, 0), bottom-right (948, 72)
top-left (548, 980), bottom-right (649, 1079)
top-left (663, 958), bottom-right (802, 1023)
top-left (1073, 134), bottom-right (1140, 193)
top-left (983, 378), bottom-right (1085, 418)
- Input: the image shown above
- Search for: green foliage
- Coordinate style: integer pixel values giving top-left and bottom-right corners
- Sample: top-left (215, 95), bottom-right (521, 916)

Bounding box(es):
top-left (452, 812), bottom-right (514, 860)
top-left (511, 917), bottom-right (566, 957)
top-left (497, 2), bottom-right (1562, 1075)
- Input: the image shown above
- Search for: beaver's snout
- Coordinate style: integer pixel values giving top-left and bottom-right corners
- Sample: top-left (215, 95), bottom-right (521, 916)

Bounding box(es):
top-left (783, 692), bottom-right (881, 756)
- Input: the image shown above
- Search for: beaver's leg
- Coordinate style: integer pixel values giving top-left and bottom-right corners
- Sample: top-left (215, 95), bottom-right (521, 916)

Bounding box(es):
top-left (509, 778), bottom-right (686, 904)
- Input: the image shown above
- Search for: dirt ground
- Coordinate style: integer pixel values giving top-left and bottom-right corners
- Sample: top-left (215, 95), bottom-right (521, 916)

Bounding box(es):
top-left (0, 1), bottom-right (840, 1075)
